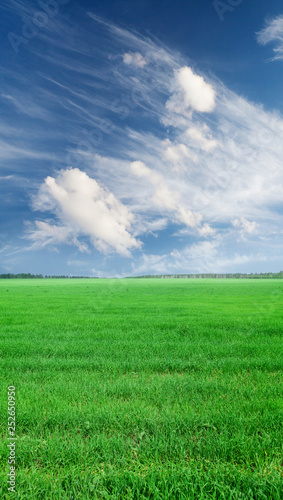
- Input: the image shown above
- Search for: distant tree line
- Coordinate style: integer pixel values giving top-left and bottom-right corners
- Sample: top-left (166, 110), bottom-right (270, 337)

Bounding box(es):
top-left (0, 273), bottom-right (44, 279)
top-left (0, 274), bottom-right (93, 279)
top-left (1, 272), bottom-right (283, 279)
top-left (127, 272), bottom-right (283, 279)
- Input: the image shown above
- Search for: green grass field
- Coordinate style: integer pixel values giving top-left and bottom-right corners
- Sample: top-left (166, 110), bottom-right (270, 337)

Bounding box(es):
top-left (0, 278), bottom-right (282, 499)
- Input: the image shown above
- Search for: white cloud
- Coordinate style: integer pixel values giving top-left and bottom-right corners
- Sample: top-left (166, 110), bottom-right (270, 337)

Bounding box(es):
top-left (177, 207), bottom-right (202, 227)
top-left (27, 221), bottom-right (82, 249)
top-left (0, 245), bottom-right (11, 254)
top-left (162, 139), bottom-right (198, 171)
top-left (29, 168), bottom-right (141, 256)
top-left (0, 175), bottom-right (15, 180)
top-left (166, 66), bottom-right (216, 115)
top-left (123, 52), bottom-right (147, 68)
top-left (232, 217), bottom-right (258, 235)
top-left (185, 126), bottom-right (219, 152)
top-left (152, 184), bottom-right (180, 210)
top-left (0, 139), bottom-right (56, 161)
top-left (130, 161), bottom-right (202, 228)
top-left (198, 223), bottom-right (216, 237)
top-left (3, 10), bottom-right (283, 272)
top-left (130, 160), bottom-right (180, 210)
top-left (171, 240), bottom-right (218, 267)
top-left (0, 93), bottom-right (49, 118)
top-left (132, 240), bottom-right (220, 275)
top-left (257, 15), bottom-right (283, 61)
top-left (78, 25), bottom-right (283, 262)
top-left (130, 160), bottom-right (160, 184)
top-left (132, 240), bottom-right (268, 276)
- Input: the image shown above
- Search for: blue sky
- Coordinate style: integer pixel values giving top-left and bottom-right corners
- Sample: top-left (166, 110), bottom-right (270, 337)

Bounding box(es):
top-left (1, 0), bottom-right (283, 276)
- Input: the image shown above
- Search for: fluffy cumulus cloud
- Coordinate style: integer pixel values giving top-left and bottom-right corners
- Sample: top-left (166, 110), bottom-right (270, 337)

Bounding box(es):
top-left (6, 11), bottom-right (283, 274)
top-left (166, 66), bottom-right (216, 115)
top-left (257, 15), bottom-right (283, 61)
top-left (29, 168), bottom-right (141, 256)
top-left (123, 52), bottom-right (147, 68)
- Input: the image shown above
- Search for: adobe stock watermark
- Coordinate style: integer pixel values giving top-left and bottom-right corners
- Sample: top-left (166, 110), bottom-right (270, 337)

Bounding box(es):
top-left (64, 57), bottom-right (166, 169)
top-left (213, 0), bottom-right (244, 22)
top-left (66, 87), bottom-right (149, 169)
top-left (8, 0), bottom-right (71, 54)
top-left (7, 386), bottom-right (16, 493)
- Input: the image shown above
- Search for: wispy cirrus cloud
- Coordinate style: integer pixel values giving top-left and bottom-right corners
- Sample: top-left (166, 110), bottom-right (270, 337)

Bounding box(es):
top-left (0, 93), bottom-right (50, 119)
top-left (257, 15), bottom-right (283, 61)
top-left (1, 6), bottom-right (283, 274)
top-left (25, 13), bottom-right (283, 268)
top-left (132, 240), bottom-right (268, 276)
top-left (130, 160), bottom-right (203, 229)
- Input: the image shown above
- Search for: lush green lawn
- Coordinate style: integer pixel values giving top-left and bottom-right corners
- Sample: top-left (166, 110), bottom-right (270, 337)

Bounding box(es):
top-left (0, 278), bottom-right (282, 499)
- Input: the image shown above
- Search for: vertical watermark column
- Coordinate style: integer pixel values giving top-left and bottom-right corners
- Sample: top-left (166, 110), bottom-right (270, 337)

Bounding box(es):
top-left (7, 0), bottom-right (71, 54)
top-left (7, 386), bottom-right (16, 493)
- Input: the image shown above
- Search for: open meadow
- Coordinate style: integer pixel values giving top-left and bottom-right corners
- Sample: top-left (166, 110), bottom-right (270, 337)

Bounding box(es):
top-left (0, 278), bottom-right (282, 499)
